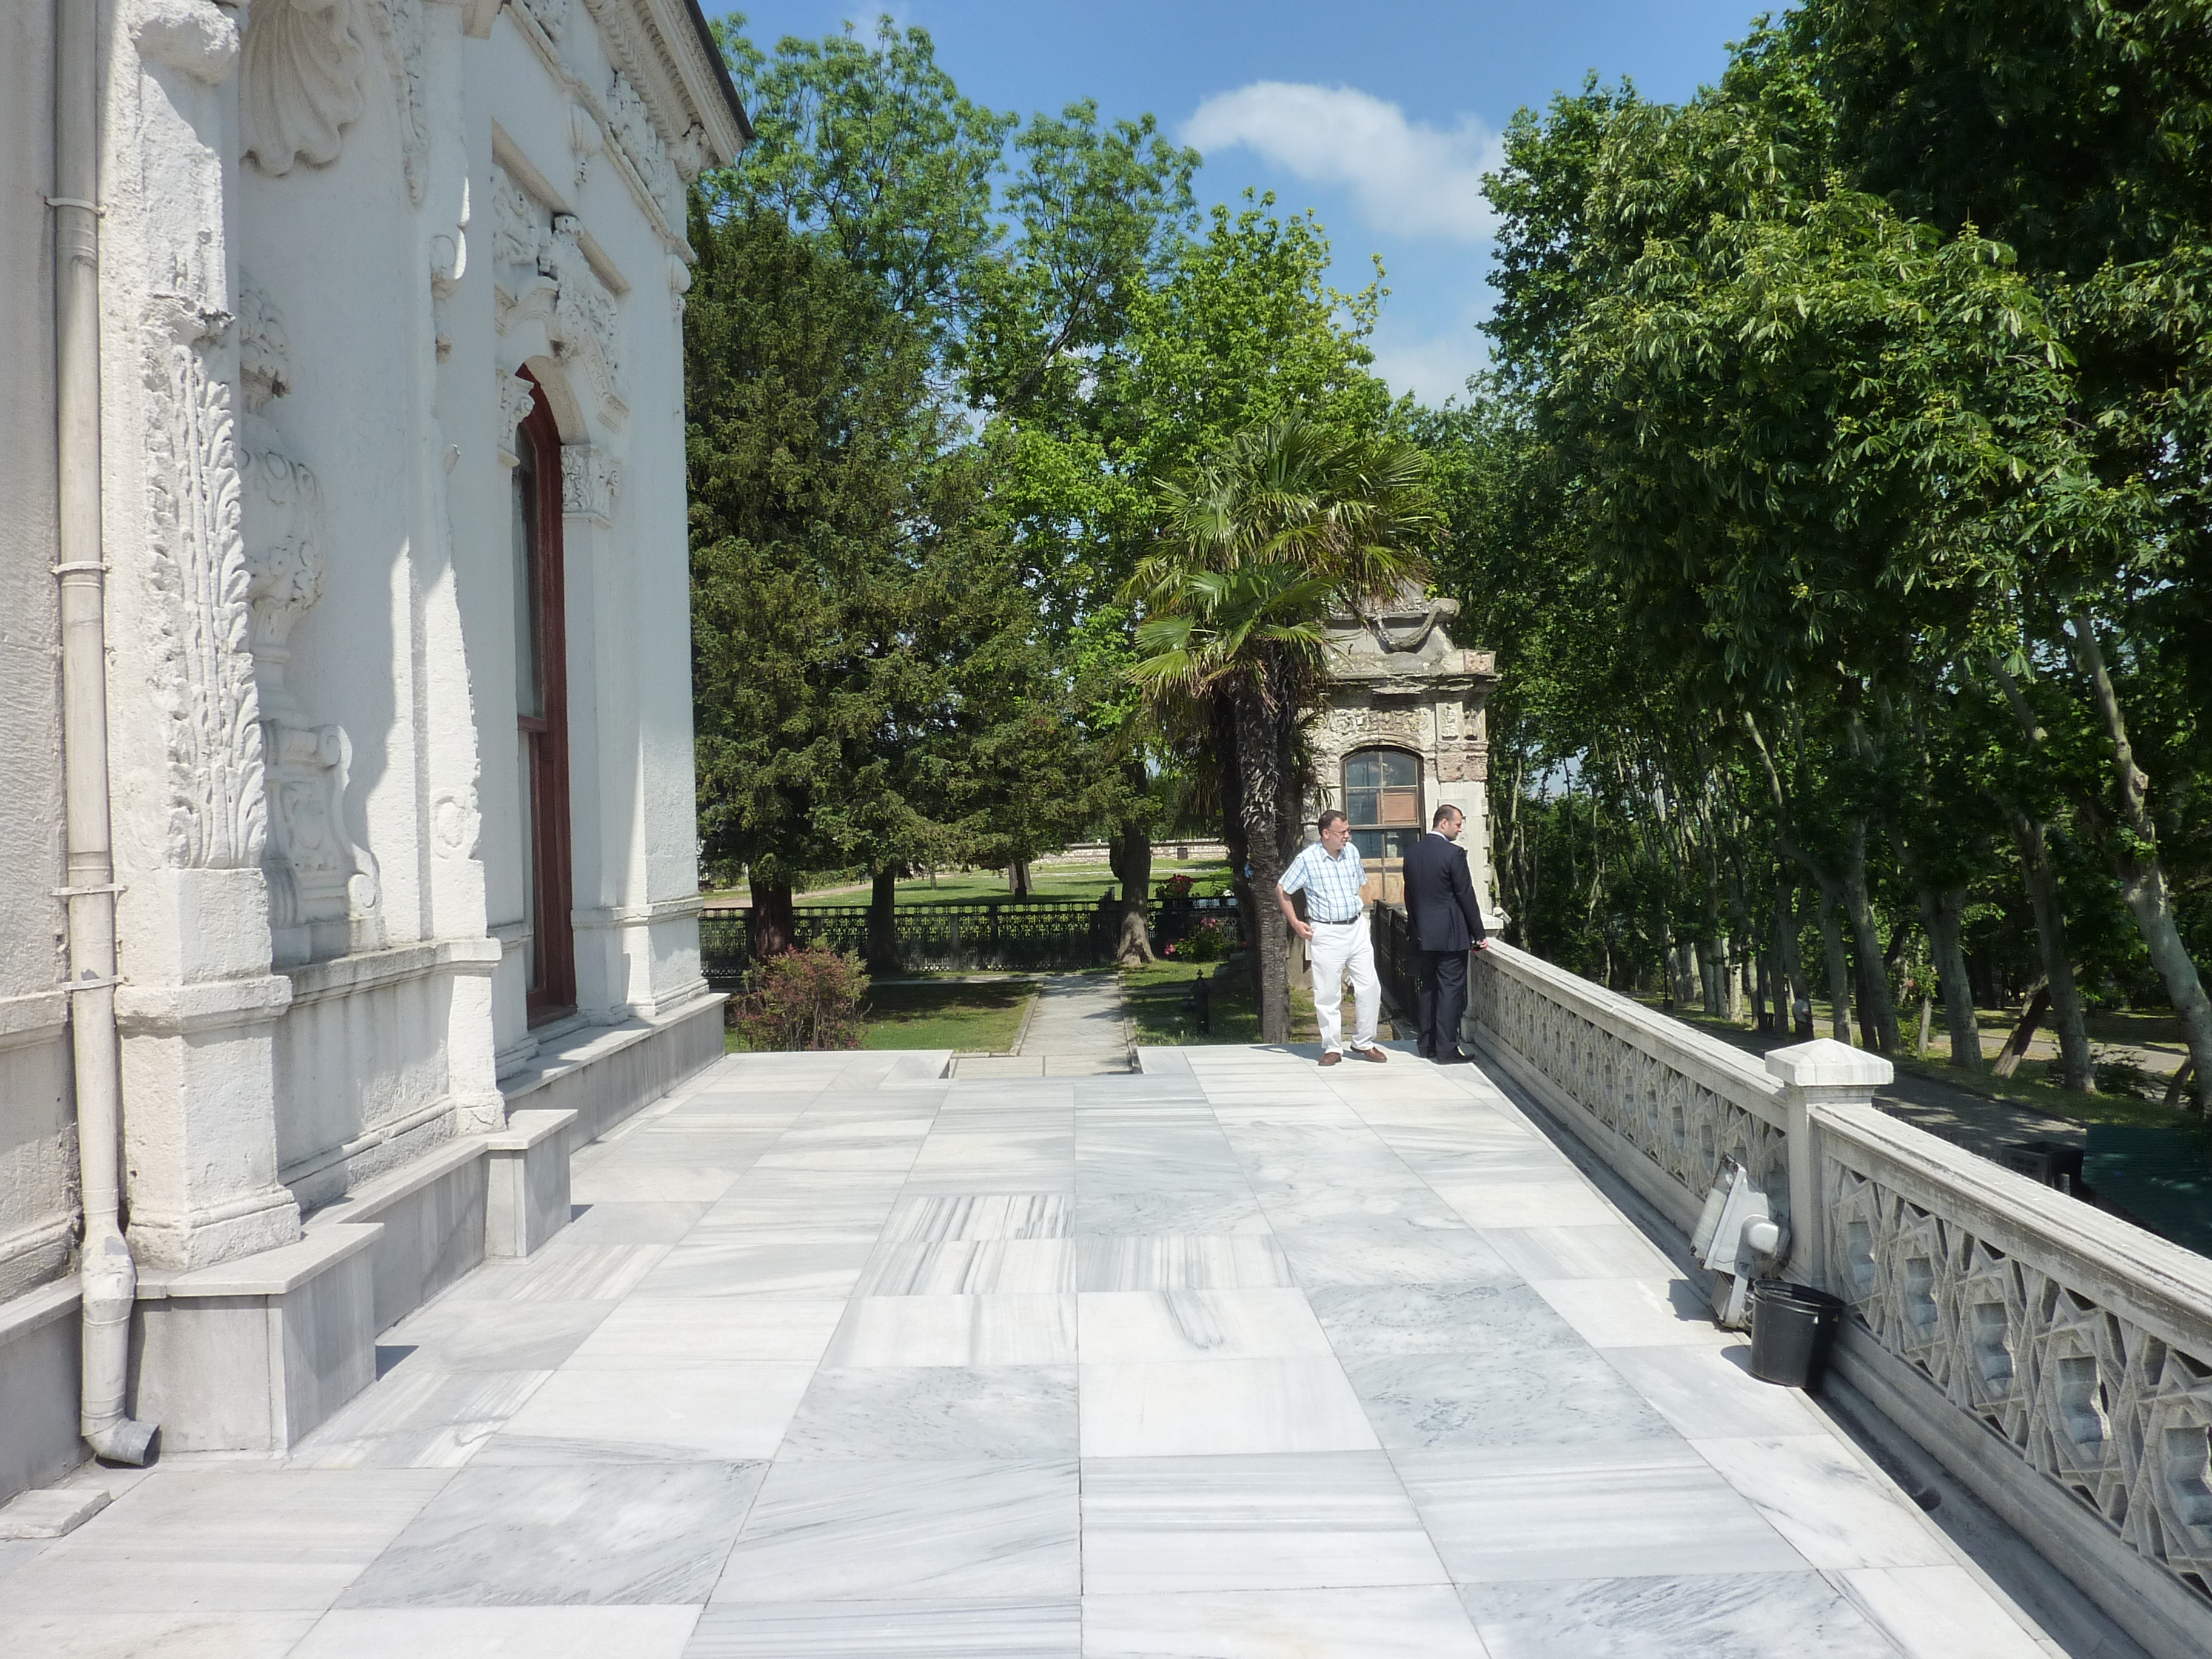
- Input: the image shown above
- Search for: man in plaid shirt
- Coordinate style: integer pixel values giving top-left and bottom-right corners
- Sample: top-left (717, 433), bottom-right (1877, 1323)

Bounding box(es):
top-left (1276, 809), bottom-right (1386, 1066)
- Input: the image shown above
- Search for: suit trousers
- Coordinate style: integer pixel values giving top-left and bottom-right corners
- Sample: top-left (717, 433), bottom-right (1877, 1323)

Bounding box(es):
top-left (1308, 919), bottom-right (1380, 1053)
top-left (1416, 947), bottom-right (1469, 1059)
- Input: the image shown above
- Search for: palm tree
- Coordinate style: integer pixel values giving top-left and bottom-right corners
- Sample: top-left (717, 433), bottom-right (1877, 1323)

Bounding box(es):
top-left (1124, 417), bottom-right (1444, 1042)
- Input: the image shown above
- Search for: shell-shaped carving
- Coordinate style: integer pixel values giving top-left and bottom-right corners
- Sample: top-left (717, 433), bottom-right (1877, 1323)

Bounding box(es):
top-left (241, 0), bottom-right (366, 176)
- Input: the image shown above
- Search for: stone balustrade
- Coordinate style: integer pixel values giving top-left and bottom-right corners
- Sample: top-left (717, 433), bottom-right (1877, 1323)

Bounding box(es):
top-left (1465, 940), bottom-right (2212, 1659)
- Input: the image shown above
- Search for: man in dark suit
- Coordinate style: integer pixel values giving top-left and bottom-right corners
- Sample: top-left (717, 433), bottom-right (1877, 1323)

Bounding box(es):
top-left (1402, 804), bottom-right (1489, 1063)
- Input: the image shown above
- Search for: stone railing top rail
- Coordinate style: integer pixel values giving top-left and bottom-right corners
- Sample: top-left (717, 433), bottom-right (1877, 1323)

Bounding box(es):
top-left (1483, 941), bottom-right (1789, 1130)
top-left (1820, 1099), bottom-right (2212, 1355)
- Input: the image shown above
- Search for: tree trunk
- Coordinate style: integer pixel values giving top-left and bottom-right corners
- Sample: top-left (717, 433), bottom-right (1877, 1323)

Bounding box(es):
top-left (1917, 886), bottom-right (1982, 1070)
top-left (2070, 615), bottom-right (2212, 1110)
top-left (866, 867), bottom-right (900, 973)
top-left (751, 876), bottom-right (796, 960)
top-left (1212, 692), bottom-right (1261, 1005)
top-left (1235, 674), bottom-right (1293, 1044)
top-left (1817, 888), bottom-right (1857, 1045)
top-left (1110, 820), bottom-right (1155, 965)
top-left (2006, 811), bottom-right (2094, 1091)
top-left (1992, 984), bottom-right (2050, 1079)
top-left (1007, 860), bottom-right (1033, 899)
top-left (1774, 877), bottom-right (1809, 1010)
top-left (1840, 822), bottom-right (1900, 1053)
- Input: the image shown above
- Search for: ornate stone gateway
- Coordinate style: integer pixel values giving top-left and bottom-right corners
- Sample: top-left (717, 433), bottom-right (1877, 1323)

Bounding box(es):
top-left (1303, 591), bottom-right (1499, 918)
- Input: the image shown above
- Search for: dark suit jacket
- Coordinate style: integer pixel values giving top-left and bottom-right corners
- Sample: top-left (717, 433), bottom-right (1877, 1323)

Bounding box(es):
top-left (1403, 831), bottom-right (1486, 953)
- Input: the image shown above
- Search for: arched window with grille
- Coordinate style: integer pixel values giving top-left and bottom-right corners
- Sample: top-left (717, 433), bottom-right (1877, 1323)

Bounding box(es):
top-left (512, 371), bottom-right (575, 1022)
top-left (1344, 748), bottom-right (1424, 862)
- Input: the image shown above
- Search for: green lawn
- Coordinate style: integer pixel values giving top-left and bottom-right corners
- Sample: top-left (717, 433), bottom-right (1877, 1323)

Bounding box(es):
top-left (708, 860), bottom-right (1233, 910)
top-left (1122, 956), bottom-right (1327, 1047)
top-left (723, 977), bottom-right (1037, 1054)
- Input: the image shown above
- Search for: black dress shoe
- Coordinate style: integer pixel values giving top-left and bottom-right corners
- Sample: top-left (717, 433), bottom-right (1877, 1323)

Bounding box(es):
top-left (1436, 1050), bottom-right (1474, 1065)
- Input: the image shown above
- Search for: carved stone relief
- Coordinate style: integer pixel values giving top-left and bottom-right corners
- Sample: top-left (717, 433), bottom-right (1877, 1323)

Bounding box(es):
top-left (490, 166), bottom-right (628, 427)
top-left (519, 0), bottom-right (570, 42)
top-left (236, 280), bottom-right (382, 964)
top-left (240, 0), bottom-right (366, 176)
top-left (605, 70), bottom-right (685, 227)
top-left (562, 443), bottom-right (620, 526)
top-left (364, 0), bottom-right (427, 203)
top-left (497, 370), bottom-right (535, 467)
top-left (144, 295), bottom-right (266, 870)
top-left (569, 104), bottom-right (604, 187)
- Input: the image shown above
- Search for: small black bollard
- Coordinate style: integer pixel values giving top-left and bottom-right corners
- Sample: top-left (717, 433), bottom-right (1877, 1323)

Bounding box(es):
top-left (1191, 971), bottom-right (1212, 1035)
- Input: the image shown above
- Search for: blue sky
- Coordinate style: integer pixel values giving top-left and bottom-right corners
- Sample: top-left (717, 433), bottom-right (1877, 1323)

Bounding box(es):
top-left (708, 2), bottom-right (1764, 404)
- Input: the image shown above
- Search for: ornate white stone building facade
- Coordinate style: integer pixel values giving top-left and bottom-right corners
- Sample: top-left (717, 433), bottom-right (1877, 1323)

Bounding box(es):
top-left (1, 0), bottom-right (743, 1497)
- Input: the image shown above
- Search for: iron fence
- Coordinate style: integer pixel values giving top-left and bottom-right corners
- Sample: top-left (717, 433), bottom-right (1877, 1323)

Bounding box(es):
top-left (700, 895), bottom-right (1244, 985)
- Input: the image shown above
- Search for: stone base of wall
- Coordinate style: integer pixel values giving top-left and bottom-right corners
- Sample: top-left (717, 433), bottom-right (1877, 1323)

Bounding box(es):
top-left (0, 991), bottom-right (727, 1495)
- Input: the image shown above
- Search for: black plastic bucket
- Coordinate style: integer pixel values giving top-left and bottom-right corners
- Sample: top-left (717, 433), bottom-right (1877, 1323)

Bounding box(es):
top-left (1749, 1281), bottom-right (1846, 1389)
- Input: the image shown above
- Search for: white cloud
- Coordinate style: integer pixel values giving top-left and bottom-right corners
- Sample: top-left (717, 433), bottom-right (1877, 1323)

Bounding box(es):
top-left (1367, 314), bottom-right (1493, 406)
top-left (1183, 82), bottom-right (1502, 243)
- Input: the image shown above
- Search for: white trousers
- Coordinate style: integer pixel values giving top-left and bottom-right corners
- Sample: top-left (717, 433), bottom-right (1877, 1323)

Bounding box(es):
top-left (1309, 918), bottom-right (1379, 1053)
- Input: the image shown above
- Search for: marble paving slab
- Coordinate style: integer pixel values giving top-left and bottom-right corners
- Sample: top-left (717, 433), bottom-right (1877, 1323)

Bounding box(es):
top-left (856, 1239), bottom-right (1076, 1296)
top-left (338, 1461), bottom-right (765, 1607)
top-left (1432, 1178), bottom-right (1620, 1229)
top-left (1344, 1347), bottom-right (1678, 1450)
top-left (683, 1597), bottom-right (1079, 1657)
top-left (1071, 1233), bottom-right (1296, 1292)
top-left (0, 1611), bottom-right (320, 1658)
top-left (563, 1299), bottom-right (846, 1366)
top-left (822, 1293), bottom-right (1078, 1367)
top-left (1394, 1441), bottom-right (1808, 1582)
top-left (1079, 1586), bottom-right (1489, 1658)
top-left (438, 1242), bottom-right (671, 1304)
top-left (881, 1195), bottom-right (1073, 1243)
top-left (632, 1238), bottom-right (875, 1300)
top-left (0, 1469), bottom-right (452, 1614)
top-left (1079, 1359), bottom-right (1379, 1458)
top-left (1595, 1342), bottom-right (1832, 1441)
top-left (1692, 1435), bottom-right (1957, 1570)
top-left (371, 1298), bottom-right (616, 1372)
top-left (1834, 1564), bottom-right (2052, 1659)
top-left (287, 1367), bottom-right (552, 1469)
top-left (478, 1362), bottom-right (816, 1461)
top-left (777, 1366), bottom-right (1079, 1461)
top-left (1460, 1570), bottom-right (1903, 1659)
top-left (292, 1605), bottom-right (703, 1658)
top-left (1073, 1185), bottom-right (1272, 1235)
top-left (1076, 1289), bottom-right (1337, 1363)
top-left (1273, 1219), bottom-right (1515, 1288)
top-left (1529, 1276), bottom-right (1736, 1350)
top-left (1483, 1222), bottom-right (1677, 1282)
top-left (711, 1460), bottom-right (1079, 1602)
top-left (1309, 1281), bottom-right (1571, 1358)
top-left (561, 1201), bottom-right (714, 1244)
top-left (1079, 1452), bottom-right (1449, 1593)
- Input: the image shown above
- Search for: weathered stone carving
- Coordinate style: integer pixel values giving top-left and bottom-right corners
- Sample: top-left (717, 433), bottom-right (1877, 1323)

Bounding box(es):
top-left (431, 786), bottom-right (481, 860)
top-left (562, 443), bottom-right (620, 525)
top-left (364, 0), bottom-right (429, 204)
top-left (144, 295), bottom-right (266, 870)
top-left (519, 0), bottom-right (569, 42)
top-left (492, 182), bottom-right (628, 427)
top-left (605, 70), bottom-right (684, 227)
top-left (1826, 1161), bottom-right (2212, 1597)
top-left (240, 0), bottom-right (366, 176)
top-left (569, 103), bottom-right (603, 187)
top-left (236, 280), bottom-right (381, 963)
top-left (497, 370), bottom-right (535, 466)
top-left (130, 0), bottom-right (241, 80)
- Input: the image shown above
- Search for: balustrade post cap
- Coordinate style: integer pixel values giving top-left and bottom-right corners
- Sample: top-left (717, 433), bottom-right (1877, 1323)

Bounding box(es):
top-left (1764, 1038), bottom-right (1892, 1090)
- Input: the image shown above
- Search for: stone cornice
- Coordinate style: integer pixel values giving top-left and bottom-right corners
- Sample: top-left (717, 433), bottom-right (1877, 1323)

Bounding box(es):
top-left (581, 0), bottom-right (749, 166)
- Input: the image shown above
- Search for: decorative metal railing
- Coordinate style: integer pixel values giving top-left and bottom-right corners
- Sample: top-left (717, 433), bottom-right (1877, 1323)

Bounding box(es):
top-left (699, 895), bottom-right (1244, 984)
top-left (1372, 903), bottom-right (1420, 1024)
top-left (1463, 940), bottom-right (2212, 1654)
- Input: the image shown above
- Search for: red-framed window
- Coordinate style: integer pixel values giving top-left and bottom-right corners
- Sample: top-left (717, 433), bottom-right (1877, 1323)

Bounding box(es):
top-left (512, 373), bottom-right (575, 1022)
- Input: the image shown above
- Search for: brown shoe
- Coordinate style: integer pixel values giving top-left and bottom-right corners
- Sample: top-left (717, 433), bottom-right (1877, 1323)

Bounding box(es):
top-left (1318, 1051), bottom-right (1342, 1067)
top-left (1351, 1045), bottom-right (1388, 1063)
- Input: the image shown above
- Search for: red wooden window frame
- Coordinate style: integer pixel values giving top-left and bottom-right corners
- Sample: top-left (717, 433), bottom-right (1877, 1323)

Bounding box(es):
top-left (514, 373), bottom-right (576, 1022)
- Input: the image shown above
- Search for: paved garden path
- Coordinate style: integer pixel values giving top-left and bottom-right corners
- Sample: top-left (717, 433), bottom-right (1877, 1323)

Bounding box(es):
top-left (0, 1045), bottom-right (2066, 1658)
top-left (955, 973), bottom-right (1132, 1079)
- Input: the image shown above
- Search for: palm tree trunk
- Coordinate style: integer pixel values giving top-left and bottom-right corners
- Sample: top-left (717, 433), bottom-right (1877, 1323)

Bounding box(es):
top-left (1235, 674), bottom-right (1292, 1044)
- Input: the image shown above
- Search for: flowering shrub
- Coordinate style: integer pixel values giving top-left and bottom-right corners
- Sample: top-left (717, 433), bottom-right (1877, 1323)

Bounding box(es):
top-left (1166, 917), bottom-right (1232, 962)
top-left (1158, 873), bottom-right (1196, 899)
top-left (730, 942), bottom-right (869, 1051)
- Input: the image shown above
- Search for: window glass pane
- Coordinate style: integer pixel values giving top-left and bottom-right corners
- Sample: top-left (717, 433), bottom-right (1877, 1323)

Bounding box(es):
top-left (1352, 830), bottom-right (1383, 860)
top-left (1346, 752), bottom-right (1379, 788)
top-left (512, 426), bottom-right (545, 719)
top-left (1382, 751), bottom-right (1418, 786)
top-left (1347, 788), bottom-right (1381, 829)
top-left (1384, 829), bottom-right (1416, 860)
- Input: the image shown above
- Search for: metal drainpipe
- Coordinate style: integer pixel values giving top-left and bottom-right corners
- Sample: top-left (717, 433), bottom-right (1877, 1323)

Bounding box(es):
top-left (54, 0), bottom-right (157, 1466)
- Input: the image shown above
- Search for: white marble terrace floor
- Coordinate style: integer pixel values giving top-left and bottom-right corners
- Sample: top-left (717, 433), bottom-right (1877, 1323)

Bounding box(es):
top-left (0, 1044), bottom-right (2064, 1658)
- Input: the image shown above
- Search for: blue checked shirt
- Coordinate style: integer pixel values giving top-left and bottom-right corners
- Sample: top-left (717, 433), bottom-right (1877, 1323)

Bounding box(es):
top-left (1279, 839), bottom-right (1367, 924)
